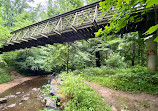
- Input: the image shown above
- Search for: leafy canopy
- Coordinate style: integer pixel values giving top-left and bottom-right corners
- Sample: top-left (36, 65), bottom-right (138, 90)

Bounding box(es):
top-left (96, 0), bottom-right (158, 41)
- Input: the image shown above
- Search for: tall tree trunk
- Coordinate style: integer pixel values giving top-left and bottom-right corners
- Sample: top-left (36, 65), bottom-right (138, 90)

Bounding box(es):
top-left (132, 42), bottom-right (136, 66)
top-left (146, 35), bottom-right (157, 71)
top-left (138, 45), bottom-right (140, 64)
top-left (66, 43), bottom-right (69, 73)
top-left (141, 47), bottom-right (144, 66)
top-left (96, 51), bottom-right (101, 67)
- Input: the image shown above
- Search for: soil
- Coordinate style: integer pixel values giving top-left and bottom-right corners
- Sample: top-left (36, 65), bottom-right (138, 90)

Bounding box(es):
top-left (0, 71), bottom-right (37, 94)
top-left (85, 81), bottom-right (158, 111)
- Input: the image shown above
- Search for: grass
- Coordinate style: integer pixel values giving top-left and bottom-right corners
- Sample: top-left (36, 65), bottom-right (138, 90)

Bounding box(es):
top-left (73, 66), bottom-right (158, 94)
top-left (0, 67), bottom-right (13, 84)
top-left (59, 72), bottom-right (111, 111)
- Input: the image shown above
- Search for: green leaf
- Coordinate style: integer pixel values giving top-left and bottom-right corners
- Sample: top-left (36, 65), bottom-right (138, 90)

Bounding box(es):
top-left (154, 36), bottom-right (158, 42)
top-left (144, 24), bottom-right (158, 35)
top-left (146, 0), bottom-right (158, 8)
top-left (126, 0), bottom-right (130, 4)
top-left (95, 28), bottom-right (103, 37)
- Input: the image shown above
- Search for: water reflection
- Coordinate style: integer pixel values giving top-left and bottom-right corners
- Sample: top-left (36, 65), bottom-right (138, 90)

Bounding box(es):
top-left (0, 76), bottom-right (49, 111)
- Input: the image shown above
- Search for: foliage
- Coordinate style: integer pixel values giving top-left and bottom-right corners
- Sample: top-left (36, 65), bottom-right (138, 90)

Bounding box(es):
top-left (106, 53), bottom-right (127, 68)
top-left (60, 72), bottom-right (111, 111)
top-left (41, 84), bottom-right (51, 94)
top-left (76, 66), bottom-right (158, 94)
top-left (6, 48), bottom-right (51, 76)
top-left (1, 51), bottom-right (19, 67)
top-left (96, 0), bottom-right (158, 41)
top-left (11, 12), bottom-right (33, 30)
top-left (0, 7), bottom-right (10, 46)
top-left (73, 66), bottom-right (119, 76)
top-left (0, 67), bottom-right (13, 84)
top-left (0, 0), bottom-right (34, 28)
top-left (144, 24), bottom-right (158, 35)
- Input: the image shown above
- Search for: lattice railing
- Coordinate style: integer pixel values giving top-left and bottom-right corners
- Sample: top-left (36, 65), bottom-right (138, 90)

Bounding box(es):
top-left (4, 1), bottom-right (113, 46)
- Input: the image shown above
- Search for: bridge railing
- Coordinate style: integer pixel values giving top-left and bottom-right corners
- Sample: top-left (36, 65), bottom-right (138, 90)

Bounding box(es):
top-left (4, 1), bottom-right (114, 46)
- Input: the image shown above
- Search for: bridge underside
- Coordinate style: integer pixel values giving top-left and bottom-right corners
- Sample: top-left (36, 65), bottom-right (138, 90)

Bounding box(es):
top-left (0, 1), bottom-right (156, 53)
top-left (0, 18), bottom-right (155, 53)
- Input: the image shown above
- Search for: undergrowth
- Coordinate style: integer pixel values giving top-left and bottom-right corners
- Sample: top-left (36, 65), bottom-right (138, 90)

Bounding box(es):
top-left (74, 66), bottom-right (158, 94)
top-left (59, 72), bottom-right (111, 111)
top-left (0, 68), bottom-right (13, 84)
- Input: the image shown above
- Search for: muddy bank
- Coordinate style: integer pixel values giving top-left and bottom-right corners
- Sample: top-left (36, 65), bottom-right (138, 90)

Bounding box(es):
top-left (0, 75), bottom-right (37, 94)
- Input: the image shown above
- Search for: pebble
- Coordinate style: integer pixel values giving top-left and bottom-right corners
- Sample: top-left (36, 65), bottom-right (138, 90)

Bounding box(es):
top-left (8, 95), bottom-right (16, 98)
top-left (45, 98), bottom-right (56, 108)
top-left (32, 88), bottom-right (38, 91)
top-left (19, 103), bottom-right (23, 105)
top-left (21, 97), bottom-right (30, 102)
top-left (7, 104), bottom-right (16, 108)
top-left (16, 92), bottom-right (21, 95)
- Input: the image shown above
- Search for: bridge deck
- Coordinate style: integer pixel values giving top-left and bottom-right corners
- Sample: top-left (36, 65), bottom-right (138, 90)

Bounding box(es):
top-left (0, 1), bottom-right (157, 53)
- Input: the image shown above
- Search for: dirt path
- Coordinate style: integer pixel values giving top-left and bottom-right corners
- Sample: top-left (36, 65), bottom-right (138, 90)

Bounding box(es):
top-left (85, 81), bottom-right (158, 111)
top-left (0, 71), bottom-right (37, 94)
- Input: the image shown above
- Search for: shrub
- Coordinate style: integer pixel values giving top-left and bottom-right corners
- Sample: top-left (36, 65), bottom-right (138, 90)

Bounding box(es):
top-left (106, 53), bottom-right (127, 68)
top-left (0, 68), bottom-right (13, 84)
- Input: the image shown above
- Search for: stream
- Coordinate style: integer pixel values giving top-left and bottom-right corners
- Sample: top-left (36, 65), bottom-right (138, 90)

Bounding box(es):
top-left (0, 76), bottom-right (49, 111)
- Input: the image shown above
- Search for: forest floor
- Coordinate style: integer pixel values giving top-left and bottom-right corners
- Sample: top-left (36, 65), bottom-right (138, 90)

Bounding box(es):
top-left (0, 71), bottom-right (37, 94)
top-left (85, 81), bottom-right (158, 111)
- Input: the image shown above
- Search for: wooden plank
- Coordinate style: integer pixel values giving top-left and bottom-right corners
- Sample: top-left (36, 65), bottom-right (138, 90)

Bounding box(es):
top-left (20, 39), bottom-right (28, 42)
top-left (40, 33), bottom-right (48, 38)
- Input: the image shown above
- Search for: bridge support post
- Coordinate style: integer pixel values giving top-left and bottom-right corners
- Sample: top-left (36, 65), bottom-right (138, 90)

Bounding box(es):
top-left (146, 35), bottom-right (157, 71)
top-left (96, 51), bottom-right (101, 67)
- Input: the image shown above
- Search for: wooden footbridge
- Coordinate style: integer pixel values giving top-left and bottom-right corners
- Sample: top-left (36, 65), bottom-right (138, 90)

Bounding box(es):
top-left (0, 1), bottom-right (157, 53)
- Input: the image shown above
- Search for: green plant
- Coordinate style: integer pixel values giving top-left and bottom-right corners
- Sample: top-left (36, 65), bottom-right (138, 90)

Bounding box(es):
top-left (42, 84), bottom-right (51, 94)
top-left (121, 104), bottom-right (129, 110)
top-left (0, 68), bottom-right (13, 84)
top-left (75, 66), bottom-right (158, 94)
top-left (106, 53), bottom-right (127, 68)
top-left (59, 72), bottom-right (111, 111)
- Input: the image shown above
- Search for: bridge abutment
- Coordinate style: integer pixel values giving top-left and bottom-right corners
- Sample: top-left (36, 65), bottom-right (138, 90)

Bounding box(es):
top-left (146, 35), bottom-right (158, 71)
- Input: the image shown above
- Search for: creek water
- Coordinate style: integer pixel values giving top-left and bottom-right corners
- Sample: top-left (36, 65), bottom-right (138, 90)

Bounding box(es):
top-left (0, 76), bottom-right (49, 111)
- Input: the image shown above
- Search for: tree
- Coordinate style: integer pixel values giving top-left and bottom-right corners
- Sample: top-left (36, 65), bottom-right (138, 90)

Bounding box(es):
top-left (97, 0), bottom-right (158, 38)
top-left (96, 0), bottom-right (158, 71)
top-left (0, 7), bottom-right (10, 47)
top-left (11, 12), bottom-right (33, 31)
top-left (0, 0), bottom-right (34, 29)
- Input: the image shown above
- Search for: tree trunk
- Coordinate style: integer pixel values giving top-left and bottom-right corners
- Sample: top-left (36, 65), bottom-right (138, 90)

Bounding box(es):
top-left (132, 42), bottom-right (136, 66)
top-left (138, 45), bottom-right (140, 64)
top-left (146, 35), bottom-right (157, 71)
top-left (96, 51), bottom-right (101, 67)
top-left (66, 43), bottom-right (69, 73)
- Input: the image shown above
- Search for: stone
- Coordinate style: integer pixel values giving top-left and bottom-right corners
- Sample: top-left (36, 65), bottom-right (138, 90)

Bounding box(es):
top-left (9, 95), bottom-right (16, 98)
top-left (45, 98), bottom-right (56, 108)
top-left (22, 83), bottom-right (26, 85)
top-left (7, 104), bottom-right (16, 108)
top-left (32, 88), bottom-right (38, 91)
top-left (21, 97), bottom-right (29, 102)
top-left (41, 99), bottom-right (46, 103)
top-left (50, 89), bottom-right (57, 96)
top-left (0, 104), bottom-right (3, 109)
top-left (16, 92), bottom-right (21, 95)
top-left (0, 98), bottom-right (7, 104)
top-left (19, 103), bottom-right (23, 105)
